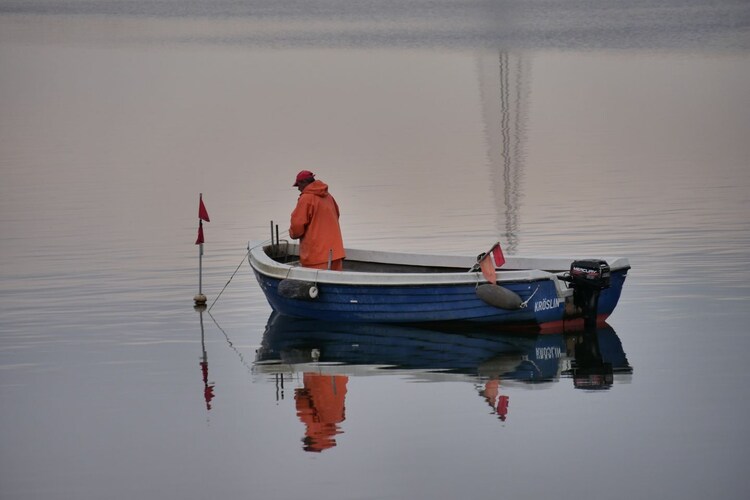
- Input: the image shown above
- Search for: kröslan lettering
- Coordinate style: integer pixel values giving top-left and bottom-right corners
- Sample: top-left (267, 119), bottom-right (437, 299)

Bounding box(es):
top-left (534, 297), bottom-right (561, 313)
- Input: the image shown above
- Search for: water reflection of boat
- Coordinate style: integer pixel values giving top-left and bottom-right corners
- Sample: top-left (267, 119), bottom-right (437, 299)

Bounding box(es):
top-left (253, 313), bottom-right (632, 451)
top-left (255, 313), bottom-right (631, 384)
top-left (566, 326), bottom-right (633, 390)
top-left (502, 324), bottom-right (633, 387)
top-left (255, 312), bottom-right (535, 379)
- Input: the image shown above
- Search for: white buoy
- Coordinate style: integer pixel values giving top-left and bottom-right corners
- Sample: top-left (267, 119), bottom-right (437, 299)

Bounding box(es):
top-left (278, 279), bottom-right (320, 300)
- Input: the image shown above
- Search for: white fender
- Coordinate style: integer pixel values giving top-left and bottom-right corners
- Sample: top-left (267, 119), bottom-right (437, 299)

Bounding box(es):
top-left (278, 279), bottom-right (319, 300)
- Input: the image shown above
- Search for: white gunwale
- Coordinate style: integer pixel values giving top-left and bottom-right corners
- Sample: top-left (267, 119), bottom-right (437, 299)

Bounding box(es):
top-left (249, 243), bottom-right (630, 288)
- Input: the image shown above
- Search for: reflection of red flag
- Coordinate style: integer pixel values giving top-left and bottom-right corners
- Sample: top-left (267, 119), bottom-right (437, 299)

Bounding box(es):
top-left (200, 360), bottom-right (214, 410)
top-left (497, 395), bottom-right (509, 421)
top-left (201, 360), bottom-right (209, 384)
top-left (195, 220), bottom-right (204, 245)
top-left (198, 194), bottom-right (210, 222)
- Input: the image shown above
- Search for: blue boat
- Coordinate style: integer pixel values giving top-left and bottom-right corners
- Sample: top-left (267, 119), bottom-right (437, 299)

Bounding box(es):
top-left (249, 243), bottom-right (630, 330)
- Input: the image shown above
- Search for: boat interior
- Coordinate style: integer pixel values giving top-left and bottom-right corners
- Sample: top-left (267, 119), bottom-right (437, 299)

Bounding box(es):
top-left (262, 243), bottom-right (577, 275)
top-left (265, 243), bottom-right (468, 273)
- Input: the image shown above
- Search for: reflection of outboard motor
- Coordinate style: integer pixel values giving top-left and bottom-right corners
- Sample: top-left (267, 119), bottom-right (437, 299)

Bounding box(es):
top-left (569, 260), bottom-right (610, 329)
top-left (571, 329), bottom-right (613, 390)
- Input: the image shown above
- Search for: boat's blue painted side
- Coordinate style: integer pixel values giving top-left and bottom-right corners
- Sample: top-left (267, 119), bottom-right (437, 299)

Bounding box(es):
top-left (595, 269), bottom-right (627, 318)
top-left (255, 271), bottom-right (543, 323)
top-left (249, 244), bottom-right (630, 327)
top-left (253, 267), bottom-right (628, 325)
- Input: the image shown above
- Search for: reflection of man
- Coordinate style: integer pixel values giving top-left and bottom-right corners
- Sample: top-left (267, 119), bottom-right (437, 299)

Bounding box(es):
top-left (295, 373), bottom-right (348, 452)
top-left (289, 170), bottom-right (346, 270)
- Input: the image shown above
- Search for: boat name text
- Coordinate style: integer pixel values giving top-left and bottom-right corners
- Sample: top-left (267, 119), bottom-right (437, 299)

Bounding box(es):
top-left (534, 297), bottom-right (561, 312)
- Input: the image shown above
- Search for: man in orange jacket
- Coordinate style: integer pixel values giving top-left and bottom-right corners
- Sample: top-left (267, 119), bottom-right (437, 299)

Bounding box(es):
top-left (289, 170), bottom-right (346, 270)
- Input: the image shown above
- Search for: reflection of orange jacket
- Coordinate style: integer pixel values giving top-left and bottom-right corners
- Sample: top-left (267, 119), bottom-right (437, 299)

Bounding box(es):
top-left (289, 180), bottom-right (345, 267)
top-left (295, 374), bottom-right (348, 452)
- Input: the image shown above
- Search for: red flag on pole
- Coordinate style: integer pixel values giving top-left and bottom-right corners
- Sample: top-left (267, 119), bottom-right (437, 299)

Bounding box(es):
top-left (198, 194), bottom-right (210, 222)
top-left (195, 220), bottom-right (205, 245)
top-left (194, 194), bottom-right (209, 303)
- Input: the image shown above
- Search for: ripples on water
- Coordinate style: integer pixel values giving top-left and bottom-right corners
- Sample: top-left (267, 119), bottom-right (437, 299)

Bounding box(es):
top-left (1, 0), bottom-right (748, 51)
top-left (1, 2), bottom-right (750, 500)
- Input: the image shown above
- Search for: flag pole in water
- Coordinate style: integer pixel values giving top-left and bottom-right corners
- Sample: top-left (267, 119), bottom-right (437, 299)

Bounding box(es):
top-left (194, 193), bottom-right (210, 305)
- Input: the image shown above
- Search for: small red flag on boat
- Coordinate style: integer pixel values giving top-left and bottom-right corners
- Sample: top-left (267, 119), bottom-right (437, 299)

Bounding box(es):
top-left (195, 220), bottom-right (205, 245)
top-left (198, 194), bottom-right (210, 222)
top-left (491, 243), bottom-right (505, 267)
top-left (479, 253), bottom-right (497, 284)
top-left (478, 242), bottom-right (505, 284)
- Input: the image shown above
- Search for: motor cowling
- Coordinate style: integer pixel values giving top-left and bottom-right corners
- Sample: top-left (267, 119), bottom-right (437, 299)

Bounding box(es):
top-left (570, 260), bottom-right (611, 290)
top-left (567, 260), bottom-right (610, 329)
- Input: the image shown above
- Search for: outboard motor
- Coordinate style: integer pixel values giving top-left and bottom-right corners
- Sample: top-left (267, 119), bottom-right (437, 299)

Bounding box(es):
top-left (568, 260), bottom-right (610, 329)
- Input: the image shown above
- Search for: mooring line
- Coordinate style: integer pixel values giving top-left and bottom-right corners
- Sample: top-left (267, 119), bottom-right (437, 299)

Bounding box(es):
top-left (208, 248), bottom-right (249, 312)
top-left (207, 231), bottom-right (290, 312)
top-left (206, 310), bottom-right (254, 374)
top-left (519, 285), bottom-right (540, 309)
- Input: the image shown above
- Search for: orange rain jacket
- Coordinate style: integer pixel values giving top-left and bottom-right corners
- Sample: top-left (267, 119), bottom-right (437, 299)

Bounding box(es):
top-left (289, 180), bottom-right (346, 267)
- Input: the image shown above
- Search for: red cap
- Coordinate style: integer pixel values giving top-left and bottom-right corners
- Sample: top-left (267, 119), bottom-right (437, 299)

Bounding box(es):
top-left (293, 170), bottom-right (315, 186)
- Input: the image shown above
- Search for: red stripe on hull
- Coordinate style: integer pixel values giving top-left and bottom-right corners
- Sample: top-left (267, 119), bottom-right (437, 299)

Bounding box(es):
top-left (539, 313), bottom-right (611, 335)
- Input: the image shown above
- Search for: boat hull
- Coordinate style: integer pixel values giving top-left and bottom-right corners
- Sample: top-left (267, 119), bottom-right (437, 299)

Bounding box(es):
top-left (251, 261), bottom-right (628, 328)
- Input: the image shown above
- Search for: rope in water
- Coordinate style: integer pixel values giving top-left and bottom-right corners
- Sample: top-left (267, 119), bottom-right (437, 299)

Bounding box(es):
top-left (206, 309), bottom-right (254, 373)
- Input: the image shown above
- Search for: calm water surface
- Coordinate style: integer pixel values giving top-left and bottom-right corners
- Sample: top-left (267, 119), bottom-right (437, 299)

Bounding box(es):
top-left (1, 2), bottom-right (750, 499)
